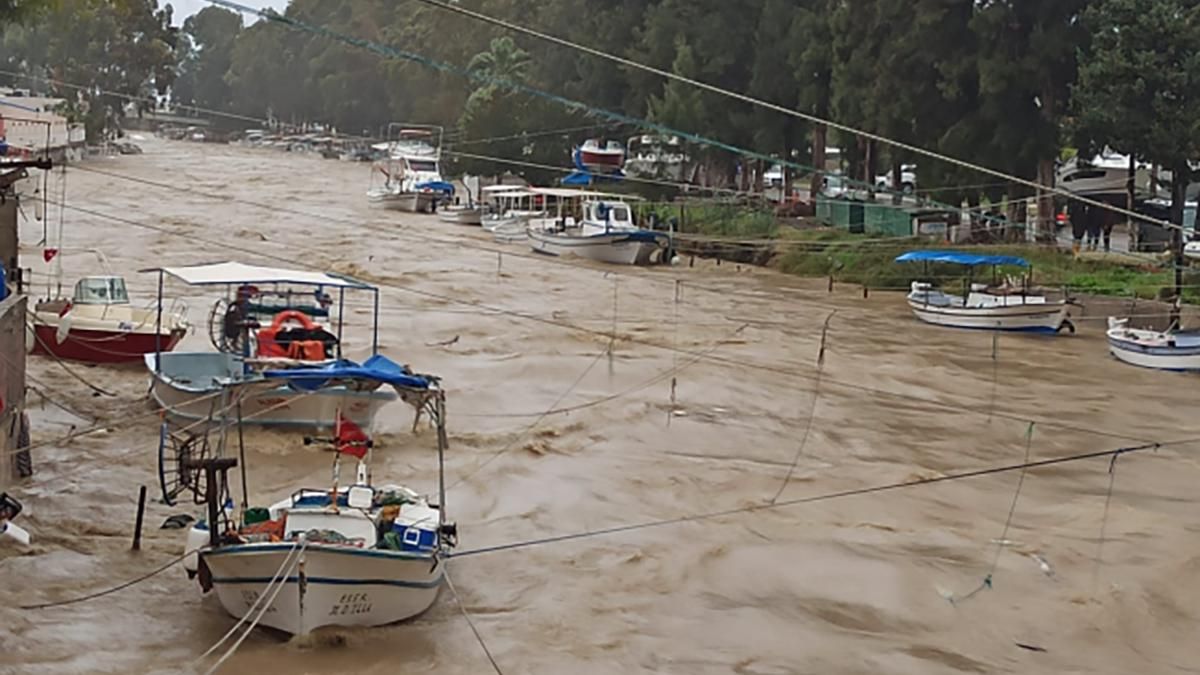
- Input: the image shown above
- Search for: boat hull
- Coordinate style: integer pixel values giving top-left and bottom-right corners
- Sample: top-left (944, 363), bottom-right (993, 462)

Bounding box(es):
top-left (578, 149), bottom-right (625, 173)
top-left (201, 544), bottom-right (443, 636)
top-left (528, 229), bottom-right (664, 265)
top-left (906, 299), bottom-right (1070, 333)
top-left (1107, 328), bottom-right (1200, 371)
top-left (368, 191), bottom-right (434, 213)
top-left (436, 207), bottom-right (482, 225)
top-left (29, 324), bottom-right (185, 364)
top-left (145, 354), bottom-right (395, 429)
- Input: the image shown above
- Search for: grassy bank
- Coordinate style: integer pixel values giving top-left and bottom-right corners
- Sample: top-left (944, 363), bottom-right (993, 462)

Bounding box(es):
top-left (649, 201), bottom-right (1196, 301)
top-left (775, 229), bottom-right (1197, 300)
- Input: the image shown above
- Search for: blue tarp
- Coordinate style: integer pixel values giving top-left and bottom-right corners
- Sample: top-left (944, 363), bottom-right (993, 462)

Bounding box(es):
top-left (263, 354), bottom-right (434, 391)
top-left (415, 180), bottom-right (455, 196)
top-left (894, 250), bottom-right (1030, 267)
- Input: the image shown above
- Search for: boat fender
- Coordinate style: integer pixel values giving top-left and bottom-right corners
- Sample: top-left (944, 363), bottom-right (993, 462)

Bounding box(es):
top-left (55, 313), bottom-right (72, 345)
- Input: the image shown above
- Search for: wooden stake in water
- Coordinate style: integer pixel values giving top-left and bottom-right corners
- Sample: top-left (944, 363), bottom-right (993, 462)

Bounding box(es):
top-left (131, 485), bottom-right (147, 551)
top-left (669, 280), bottom-right (681, 425)
top-left (608, 276), bottom-right (618, 375)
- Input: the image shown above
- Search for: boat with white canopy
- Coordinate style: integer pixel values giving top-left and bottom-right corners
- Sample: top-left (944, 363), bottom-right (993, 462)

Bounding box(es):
top-left (142, 261), bottom-right (410, 428)
top-left (526, 188), bottom-right (670, 265)
top-left (895, 250), bottom-right (1075, 333)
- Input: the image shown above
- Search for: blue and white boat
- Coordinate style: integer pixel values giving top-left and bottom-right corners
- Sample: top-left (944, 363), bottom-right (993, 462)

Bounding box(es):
top-left (527, 189), bottom-right (669, 265)
top-left (182, 388), bottom-right (457, 636)
top-left (895, 251), bottom-right (1074, 333)
top-left (1107, 317), bottom-right (1200, 371)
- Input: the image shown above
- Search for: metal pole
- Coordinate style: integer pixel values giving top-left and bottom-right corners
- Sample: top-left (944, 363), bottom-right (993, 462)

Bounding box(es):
top-left (154, 270), bottom-right (164, 375)
top-left (132, 485), bottom-right (147, 551)
top-left (372, 288), bottom-right (380, 354)
top-left (236, 401), bottom-right (248, 512)
top-left (436, 393), bottom-right (447, 529)
top-left (336, 288), bottom-right (345, 360)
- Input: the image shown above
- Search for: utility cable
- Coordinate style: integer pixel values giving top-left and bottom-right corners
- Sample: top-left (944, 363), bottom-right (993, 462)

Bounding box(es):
top-left (449, 438), bottom-right (1190, 560)
top-left (416, 0), bottom-right (1179, 231)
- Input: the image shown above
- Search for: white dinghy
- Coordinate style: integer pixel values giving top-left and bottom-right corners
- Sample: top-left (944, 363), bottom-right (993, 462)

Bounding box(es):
top-left (1107, 317), bottom-right (1200, 371)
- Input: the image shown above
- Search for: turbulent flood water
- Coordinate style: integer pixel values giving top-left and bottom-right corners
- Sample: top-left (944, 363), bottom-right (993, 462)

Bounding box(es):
top-left (3, 138), bottom-right (1200, 675)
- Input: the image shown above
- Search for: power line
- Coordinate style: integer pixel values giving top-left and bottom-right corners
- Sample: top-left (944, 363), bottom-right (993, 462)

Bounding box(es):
top-left (200, 0), bottom-right (991, 226)
top-left (449, 437), bottom-right (1192, 560)
top-left (46, 194), bottom-right (1162, 446)
top-left (415, 0), bottom-right (1178, 232)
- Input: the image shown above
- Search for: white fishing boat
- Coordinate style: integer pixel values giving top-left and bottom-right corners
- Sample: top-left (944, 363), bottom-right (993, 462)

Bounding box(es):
top-left (1106, 317), bottom-right (1200, 371)
top-left (179, 384), bottom-right (456, 637)
top-left (527, 189), bottom-right (669, 265)
top-left (480, 186), bottom-right (543, 234)
top-left (895, 251), bottom-right (1074, 333)
top-left (142, 261), bottom-right (414, 429)
top-left (367, 125), bottom-right (453, 213)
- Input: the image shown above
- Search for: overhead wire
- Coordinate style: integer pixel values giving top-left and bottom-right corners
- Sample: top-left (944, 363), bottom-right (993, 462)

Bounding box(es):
top-left (448, 437), bottom-right (1197, 560)
top-left (200, 0), bottom-right (997, 227)
top-left (42, 197), bottom-right (1166, 447)
top-left (414, 0), bottom-right (1180, 232)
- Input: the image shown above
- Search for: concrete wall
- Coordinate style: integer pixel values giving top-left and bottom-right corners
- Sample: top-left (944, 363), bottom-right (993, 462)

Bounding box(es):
top-left (0, 292), bottom-right (26, 488)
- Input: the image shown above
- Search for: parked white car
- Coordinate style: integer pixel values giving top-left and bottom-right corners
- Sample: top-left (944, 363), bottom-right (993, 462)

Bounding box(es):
top-left (875, 164), bottom-right (917, 193)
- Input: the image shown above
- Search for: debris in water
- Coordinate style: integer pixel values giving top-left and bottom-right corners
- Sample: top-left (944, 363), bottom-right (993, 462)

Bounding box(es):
top-left (425, 335), bottom-right (460, 348)
top-left (1029, 553), bottom-right (1055, 578)
top-left (671, 409), bottom-right (687, 417)
top-left (1015, 642), bottom-right (1047, 653)
top-left (160, 514), bottom-right (194, 530)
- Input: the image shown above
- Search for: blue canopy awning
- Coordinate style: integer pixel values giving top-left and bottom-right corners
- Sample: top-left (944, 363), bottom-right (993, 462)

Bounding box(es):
top-left (263, 354), bottom-right (434, 392)
top-left (894, 250), bottom-right (1030, 267)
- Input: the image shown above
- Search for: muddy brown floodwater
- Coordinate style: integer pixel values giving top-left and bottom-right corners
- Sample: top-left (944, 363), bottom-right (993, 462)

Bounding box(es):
top-left (3, 138), bottom-right (1200, 675)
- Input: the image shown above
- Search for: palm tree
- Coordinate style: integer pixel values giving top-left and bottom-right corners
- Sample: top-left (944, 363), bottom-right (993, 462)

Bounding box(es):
top-left (466, 36), bottom-right (532, 88)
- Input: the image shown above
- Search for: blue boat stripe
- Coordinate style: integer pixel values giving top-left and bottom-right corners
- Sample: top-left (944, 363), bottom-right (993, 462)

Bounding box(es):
top-left (211, 575), bottom-right (444, 589)
top-left (203, 544), bottom-right (437, 561)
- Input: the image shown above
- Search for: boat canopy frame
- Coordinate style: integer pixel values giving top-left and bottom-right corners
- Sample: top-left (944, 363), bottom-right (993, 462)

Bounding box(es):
top-left (140, 261), bottom-right (382, 367)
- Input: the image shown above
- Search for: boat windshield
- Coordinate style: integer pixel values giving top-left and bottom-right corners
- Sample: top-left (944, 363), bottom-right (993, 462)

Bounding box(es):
top-left (407, 159), bottom-right (438, 172)
top-left (73, 277), bottom-right (130, 305)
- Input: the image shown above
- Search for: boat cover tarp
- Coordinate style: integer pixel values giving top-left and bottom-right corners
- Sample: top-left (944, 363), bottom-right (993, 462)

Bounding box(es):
top-left (895, 250), bottom-right (1030, 267)
top-left (263, 354), bottom-right (433, 391)
top-left (415, 180), bottom-right (455, 195)
top-left (144, 261), bottom-right (373, 289)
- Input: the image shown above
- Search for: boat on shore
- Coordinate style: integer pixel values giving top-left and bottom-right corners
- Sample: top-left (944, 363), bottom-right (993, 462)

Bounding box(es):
top-left (142, 261), bottom-right (422, 429)
top-left (527, 189), bottom-right (669, 265)
top-left (895, 250), bottom-right (1074, 333)
top-left (1106, 317), bottom-right (1200, 370)
top-left (30, 275), bottom-right (189, 364)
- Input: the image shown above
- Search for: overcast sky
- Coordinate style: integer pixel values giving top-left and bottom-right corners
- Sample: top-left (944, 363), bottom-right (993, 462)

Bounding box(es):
top-left (166, 0), bottom-right (288, 25)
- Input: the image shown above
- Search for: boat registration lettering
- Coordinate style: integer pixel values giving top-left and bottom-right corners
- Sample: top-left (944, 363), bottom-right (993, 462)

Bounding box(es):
top-left (240, 590), bottom-right (278, 613)
top-left (329, 592), bottom-right (372, 616)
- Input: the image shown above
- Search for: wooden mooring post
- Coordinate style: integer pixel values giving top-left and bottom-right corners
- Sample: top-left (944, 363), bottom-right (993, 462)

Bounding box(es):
top-left (131, 485), bottom-right (147, 551)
